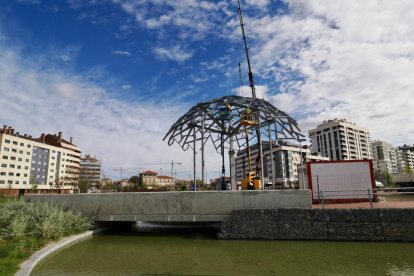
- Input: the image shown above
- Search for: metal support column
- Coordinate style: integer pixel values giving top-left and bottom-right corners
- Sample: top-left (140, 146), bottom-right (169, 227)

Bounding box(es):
top-left (193, 130), bottom-right (197, 191)
top-left (201, 116), bottom-right (205, 190)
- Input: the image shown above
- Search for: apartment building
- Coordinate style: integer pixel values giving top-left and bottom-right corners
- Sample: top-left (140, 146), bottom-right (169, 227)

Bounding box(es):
top-left (79, 154), bottom-right (102, 192)
top-left (235, 141), bottom-right (329, 188)
top-left (0, 125), bottom-right (81, 196)
top-left (139, 170), bottom-right (175, 189)
top-left (398, 144), bottom-right (414, 172)
top-left (308, 119), bottom-right (372, 160)
top-left (371, 140), bottom-right (399, 175)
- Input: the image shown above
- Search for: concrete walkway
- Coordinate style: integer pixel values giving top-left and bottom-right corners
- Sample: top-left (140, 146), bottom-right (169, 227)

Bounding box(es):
top-left (16, 228), bottom-right (106, 276)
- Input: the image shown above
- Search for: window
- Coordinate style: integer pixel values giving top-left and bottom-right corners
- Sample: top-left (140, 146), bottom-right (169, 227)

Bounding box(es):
top-left (5, 139), bottom-right (10, 143)
top-left (7, 180), bottom-right (12, 184)
top-left (13, 141), bottom-right (17, 145)
top-left (51, 163), bottom-right (55, 166)
top-left (0, 172), bottom-right (5, 176)
top-left (2, 156), bottom-right (8, 160)
top-left (15, 181), bottom-right (19, 184)
top-left (10, 165), bottom-right (15, 168)
top-left (52, 150), bottom-right (55, 153)
top-left (17, 165), bottom-right (21, 169)
top-left (27, 152), bottom-right (30, 155)
top-left (25, 159), bottom-right (29, 162)
top-left (12, 149), bottom-right (17, 153)
top-left (8, 172), bottom-right (14, 176)
top-left (3, 147), bottom-right (9, 152)
top-left (16, 173), bottom-right (20, 177)
top-left (51, 156), bottom-right (55, 160)
top-left (11, 157), bottom-right (16, 161)
top-left (19, 150), bottom-right (23, 154)
top-left (25, 166), bottom-right (28, 170)
top-left (27, 145), bottom-right (31, 148)
top-left (18, 158), bottom-right (22, 161)
top-left (1, 164), bottom-right (6, 168)
top-left (0, 180), bottom-right (4, 184)
top-left (24, 174), bottom-right (28, 177)
top-left (23, 181), bottom-right (27, 184)
top-left (20, 143), bottom-right (24, 146)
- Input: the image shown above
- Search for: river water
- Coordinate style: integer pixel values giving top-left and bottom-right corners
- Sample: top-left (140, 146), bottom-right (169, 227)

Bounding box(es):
top-left (32, 223), bottom-right (414, 275)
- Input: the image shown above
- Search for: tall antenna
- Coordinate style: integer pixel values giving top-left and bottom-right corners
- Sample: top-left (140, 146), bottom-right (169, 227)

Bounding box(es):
top-left (237, 0), bottom-right (256, 99)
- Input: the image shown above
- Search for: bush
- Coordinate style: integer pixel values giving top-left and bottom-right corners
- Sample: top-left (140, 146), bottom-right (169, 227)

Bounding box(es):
top-left (0, 197), bottom-right (92, 240)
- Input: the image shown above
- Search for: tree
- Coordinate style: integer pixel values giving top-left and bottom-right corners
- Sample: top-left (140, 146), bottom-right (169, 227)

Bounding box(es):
top-left (30, 175), bottom-right (38, 194)
top-left (130, 176), bottom-right (139, 190)
top-left (53, 177), bottom-right (64, 194)
top-left (77, 178), bottom-right (90, 193)
top-left (402, 165), bottom-right (413, 175)
top-left (383, 171), bottom-right (395, 187)
top-left (102, 182), bottom-right (116, 192)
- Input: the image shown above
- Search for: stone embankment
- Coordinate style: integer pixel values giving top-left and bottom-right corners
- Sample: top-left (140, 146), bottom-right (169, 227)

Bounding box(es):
top-left (219, 208), bottom-right (414, 241)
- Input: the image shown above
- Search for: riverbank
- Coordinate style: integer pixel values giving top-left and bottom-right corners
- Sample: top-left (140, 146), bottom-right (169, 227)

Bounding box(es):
top-left (0, 197), bottom-right (91, 275)
top-left (219, 208), bottom-right (414, 241)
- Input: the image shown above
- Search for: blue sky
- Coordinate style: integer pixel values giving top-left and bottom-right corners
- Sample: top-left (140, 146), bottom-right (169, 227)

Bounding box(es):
top-left (1, 0), bottom-right (413, 179)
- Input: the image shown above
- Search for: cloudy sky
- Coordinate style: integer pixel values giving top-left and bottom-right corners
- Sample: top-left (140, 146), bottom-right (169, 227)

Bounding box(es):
top-left (1, 0), bottom-right (413, 179)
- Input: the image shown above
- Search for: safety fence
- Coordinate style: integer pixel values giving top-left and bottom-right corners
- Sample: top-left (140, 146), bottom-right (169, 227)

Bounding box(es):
top-left (316, 187), bottom-right (414, 209)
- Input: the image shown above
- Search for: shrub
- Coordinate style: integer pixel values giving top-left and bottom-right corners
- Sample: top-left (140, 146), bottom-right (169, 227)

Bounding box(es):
top-left (0, 197), bottom-right (92, 240)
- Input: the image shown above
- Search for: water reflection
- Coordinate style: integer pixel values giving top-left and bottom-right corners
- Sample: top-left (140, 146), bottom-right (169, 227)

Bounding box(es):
top-left (32, 223), bottom-right (414, 276)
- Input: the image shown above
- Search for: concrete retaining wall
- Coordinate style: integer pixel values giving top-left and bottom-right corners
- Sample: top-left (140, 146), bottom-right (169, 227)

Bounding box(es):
top-left (25, 190), bottom-right (311, 222)
top-left (219, 208), bottom-right (414, 241)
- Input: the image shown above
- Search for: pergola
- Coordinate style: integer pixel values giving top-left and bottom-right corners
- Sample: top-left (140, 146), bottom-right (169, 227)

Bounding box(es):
top-left (163, 95), bottom-right (304, 189)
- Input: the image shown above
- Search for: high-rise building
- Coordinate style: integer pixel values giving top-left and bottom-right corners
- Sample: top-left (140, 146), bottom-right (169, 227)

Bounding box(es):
top-left (371, 140), bottom-right (399, 175)
top-left (398, 144), bottom-right (414, 172)
top-left (235, 141), bottom-right (329, 188)
top-left (0, 125), bottom-right (81, 196)
top-left (79, 154), bottom-right (102, 192)
top-left (308, 119), bottom-right (372, 160)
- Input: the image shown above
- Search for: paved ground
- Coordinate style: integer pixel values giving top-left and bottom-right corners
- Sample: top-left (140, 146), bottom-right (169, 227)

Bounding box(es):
top-left (312, 192), bottom-right (414, 209)
top-left (312, 200), bottom-right (414, 209)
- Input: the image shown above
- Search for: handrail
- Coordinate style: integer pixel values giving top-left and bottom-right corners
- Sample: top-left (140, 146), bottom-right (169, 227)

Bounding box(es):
top-left (316, 187), bottom-right (414, 209)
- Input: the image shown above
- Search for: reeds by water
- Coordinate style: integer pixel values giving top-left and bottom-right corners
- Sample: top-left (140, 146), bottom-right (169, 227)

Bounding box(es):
top-left (0, 197), bottom-right (92, 239)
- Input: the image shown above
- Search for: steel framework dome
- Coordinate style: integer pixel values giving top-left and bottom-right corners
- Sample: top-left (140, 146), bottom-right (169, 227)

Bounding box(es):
top-left (163, 95), bottom-right (304, 152)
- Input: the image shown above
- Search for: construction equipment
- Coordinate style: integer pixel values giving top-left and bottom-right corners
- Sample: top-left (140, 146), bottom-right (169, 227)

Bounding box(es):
top-left (239, 108), bottom-right (262, 190)
top-left (241, 171), bottom-right (262, 190)
top-left (237, 0), bottom-right (263, 190)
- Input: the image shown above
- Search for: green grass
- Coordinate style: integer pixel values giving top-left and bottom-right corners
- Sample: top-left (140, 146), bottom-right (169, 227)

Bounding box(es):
top-left (0, 237), bottom-right (47, 275)
top-left (0, 197), bottom-right (92, 275)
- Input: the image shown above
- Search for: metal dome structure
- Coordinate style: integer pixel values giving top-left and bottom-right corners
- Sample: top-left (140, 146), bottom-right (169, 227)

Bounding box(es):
top-left (163, 95), bottom-right (304, 189)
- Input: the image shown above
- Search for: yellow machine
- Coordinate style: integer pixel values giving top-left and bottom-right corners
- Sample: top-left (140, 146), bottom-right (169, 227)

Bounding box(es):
top-left (240, 108), bottom-right (262, 190)
top-left (241, 171), bottom-right (262, 190)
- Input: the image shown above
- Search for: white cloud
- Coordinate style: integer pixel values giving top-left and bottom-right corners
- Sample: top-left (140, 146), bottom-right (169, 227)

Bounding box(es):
top-left (233, 85), bottom-right (268, 99)
top-left (59, 45), bottom-right (82, 64)
top-left (0, 36), bottom-right (223, 180)
top-left (153, 45), bottom-right (193, 63)
top-left (246, 0), bottom-right (270, 9)
top-left (111, 0), bottom-right (232, 40)
top-left (112, 50), bottom-right (132, 56)
top-left (242, 0), bottom-right (414, 145)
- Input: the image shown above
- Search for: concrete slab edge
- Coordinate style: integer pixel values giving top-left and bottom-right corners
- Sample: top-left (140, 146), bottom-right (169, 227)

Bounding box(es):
top-left (16, 227), bottom-right (108, 276)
